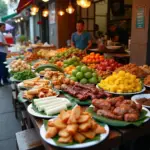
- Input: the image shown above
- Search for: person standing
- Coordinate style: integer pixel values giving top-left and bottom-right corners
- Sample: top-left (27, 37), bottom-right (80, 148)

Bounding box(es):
top-left (34, 36), bottom-right (41, 44)
top-left (0, 23), bottom-right (10, 86)
top-left (71, 20), bottom-right (92, 53)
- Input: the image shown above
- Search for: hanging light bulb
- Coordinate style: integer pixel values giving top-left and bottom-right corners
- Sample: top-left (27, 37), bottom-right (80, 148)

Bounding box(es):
top-left (42, 0), bottom-right (49, 2)
top-left (81, 0), bottom-right (91, 8)
top-left (30, 5), bottom-right (39, 13)
top-left (58, 10), bottom-right (65, 16)
top-left (18, 19), bottom-right (20, 22)
top-left (76, 0), bottom-right (91, 8)
top-left (15, 20), bottom-right (18, 23)
top-left (77, 0), bottom-right (85, 6)
top-left (42, 9), bottom-right (49, 17)
top-left (66, 1), bottom-right (75, 14)
top-left (21, 17), bottom-right (23, 20)
top-left (30, 11), bottom-right (36, 16)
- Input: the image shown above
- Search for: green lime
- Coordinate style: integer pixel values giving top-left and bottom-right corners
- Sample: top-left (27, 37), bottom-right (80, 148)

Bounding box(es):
top-left (84, 72), bottom-right (92, 79)
top-left (70, 76), bottom-right (77, 81)
top-left (89, 77), bottom-right (98, 84)
top-left (76, 66), bottom-right (82, 71)
top-left (72, 56), bottom-right (77, 61)
top-left (68, 59), bottom-right (72, 65)
top-left (92, 72), bottom-right (97, 77)
top-left (80, 78), bottom-right (88, 84)
top-left (72, 70), bottom-right (78, 76)
top-left (63, 60), bottom-right (68, 64)
top-left (74, 62), bottom-right (79, 66)
top-left (98, 76), bottom-right (102, 82)
top-left (88, 68), bottom-right (93, 73)
top-left (76, 72), bottom-right (84, 80)
top-left (63, 64), bottom-right (68, 68)
top-left (81, 66), bottom-right (89, 73)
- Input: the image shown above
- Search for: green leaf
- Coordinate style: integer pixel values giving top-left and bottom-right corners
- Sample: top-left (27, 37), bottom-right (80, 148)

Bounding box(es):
top-left (87, 107), bottom-right (149, 127)
top-left (43, 119), bottom-right (48, 130)
top-left (17, 92), bottom-right (27, 103)
top-left (62, 92), bottom-right (91, 106)
top-left (52, 134), bottom-right (100, 146)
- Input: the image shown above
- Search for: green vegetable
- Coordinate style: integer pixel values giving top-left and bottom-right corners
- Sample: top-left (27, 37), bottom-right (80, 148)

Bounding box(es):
top-left (35, 64), bottom-right (64, 73)
top-left (13, 70), bottom-right (36, 81)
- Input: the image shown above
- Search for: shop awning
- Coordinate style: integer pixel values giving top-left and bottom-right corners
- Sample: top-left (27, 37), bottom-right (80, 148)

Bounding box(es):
top-left (17, 0), bottom-right (33, 13)
top-left (1, 13), bottom-right (18, 22)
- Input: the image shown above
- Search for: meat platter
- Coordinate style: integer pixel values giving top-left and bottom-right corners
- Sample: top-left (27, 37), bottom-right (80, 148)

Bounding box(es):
top-left (87, 96), bottom-right (150, 127)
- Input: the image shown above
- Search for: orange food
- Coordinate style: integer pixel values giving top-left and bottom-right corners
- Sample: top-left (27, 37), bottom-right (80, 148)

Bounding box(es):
top-left (56, 61), bottom-right (63, 67)
top-left (57, 48), bottom-right (67, 53)
top-left (82, 53), bottom-right (104, 64)
top-left (64, 65), bottom-right (76, 75)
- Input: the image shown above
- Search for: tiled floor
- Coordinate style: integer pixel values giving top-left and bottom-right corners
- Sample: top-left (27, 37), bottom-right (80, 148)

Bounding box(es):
top-left (0, 85), bottom-right (21, 150)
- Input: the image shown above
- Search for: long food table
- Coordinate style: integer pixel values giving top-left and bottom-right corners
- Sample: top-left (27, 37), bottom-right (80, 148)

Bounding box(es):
top-left (23, 100), bottom-right (150, 150)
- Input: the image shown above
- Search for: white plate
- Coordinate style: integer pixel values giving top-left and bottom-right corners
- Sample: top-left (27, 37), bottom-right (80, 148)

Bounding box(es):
top-left (17, 82), bottom-right (25, 89)
top-left (97, 85), bottom-right (146, 95)
top-left (106, 46), bottom-right (122, 50)
top-left (3, 61), bottom-right (7, 64)
top-left (40, 121), bottom-right (109, 149)
top-left (5, 65), bottom-right (9, 68)
top-left (131, 94), bottom-right (150, 108)
top-left (27, 104), bottom-right (57, 119)
top-left (144, 84), bottom-right (150, 88)
top-left (143, 107), bottom-right (150, 122)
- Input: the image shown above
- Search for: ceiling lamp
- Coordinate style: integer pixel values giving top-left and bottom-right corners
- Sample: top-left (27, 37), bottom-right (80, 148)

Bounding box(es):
top-left (66, 1), bottom-right (75, 14)
top-left (42, 0), bottom-right (49, 2)
top-left (30, 11), bottom-right (36, 16)
top-left (15, 20), bottom-right (18, 23)
top-left (42, 9), bottom-right (49, 17)
top-left (30, 5), bottom-right (39, 13)
top-left (77, 0), bottom-right (91, 8)
top-left (18, 19), bottom-right (20, 22)
top-left (81, 0), bottom-right (91, 8)
top-left (58, 10), bottom-right (65, 16)
top-left (21, 17), bottom-right (23, 20)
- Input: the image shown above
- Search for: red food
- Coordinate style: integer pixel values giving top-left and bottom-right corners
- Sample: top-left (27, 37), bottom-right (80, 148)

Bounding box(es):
top-left (96, 59), bottom-right (123, 72)
top-left (61, 83), bottom-right (112, 101)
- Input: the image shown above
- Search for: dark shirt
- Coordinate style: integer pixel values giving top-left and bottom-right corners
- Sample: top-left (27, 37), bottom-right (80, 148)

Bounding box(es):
top-left (108, 28), bottom-right (128, 45)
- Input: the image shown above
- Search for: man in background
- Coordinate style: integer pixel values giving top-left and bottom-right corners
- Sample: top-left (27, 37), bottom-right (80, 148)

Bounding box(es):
top-left (71, 20), bottom-right (92, 53)
top-left (0, 23), bottom-right (10, 86)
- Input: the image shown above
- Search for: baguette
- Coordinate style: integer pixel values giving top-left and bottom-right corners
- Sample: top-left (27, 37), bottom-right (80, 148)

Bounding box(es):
top-left (27, 89), bottom-right (39, 95)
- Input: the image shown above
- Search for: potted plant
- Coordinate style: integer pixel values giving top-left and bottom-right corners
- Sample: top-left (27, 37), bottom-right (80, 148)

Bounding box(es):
top-left (17, 35), bottom-right (27, 45)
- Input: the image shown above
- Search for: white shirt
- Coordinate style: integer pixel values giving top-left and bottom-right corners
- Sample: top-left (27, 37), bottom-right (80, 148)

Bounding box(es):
top-left (0, 31), bottom-right (8, 53)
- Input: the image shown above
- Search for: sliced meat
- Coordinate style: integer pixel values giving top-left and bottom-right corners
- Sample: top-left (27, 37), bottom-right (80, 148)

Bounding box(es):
top-left (124, 113), bottom-right (139, 122)
top-left (97, 109), bottom-right (123, 120)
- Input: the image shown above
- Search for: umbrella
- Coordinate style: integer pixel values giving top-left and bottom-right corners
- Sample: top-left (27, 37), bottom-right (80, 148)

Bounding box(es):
top-left (5, 23), bottom-right (14, 31)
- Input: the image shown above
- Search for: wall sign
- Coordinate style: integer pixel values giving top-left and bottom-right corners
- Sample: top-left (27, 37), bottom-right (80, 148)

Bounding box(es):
top-left (136, 7), bottom-right (145, 29)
